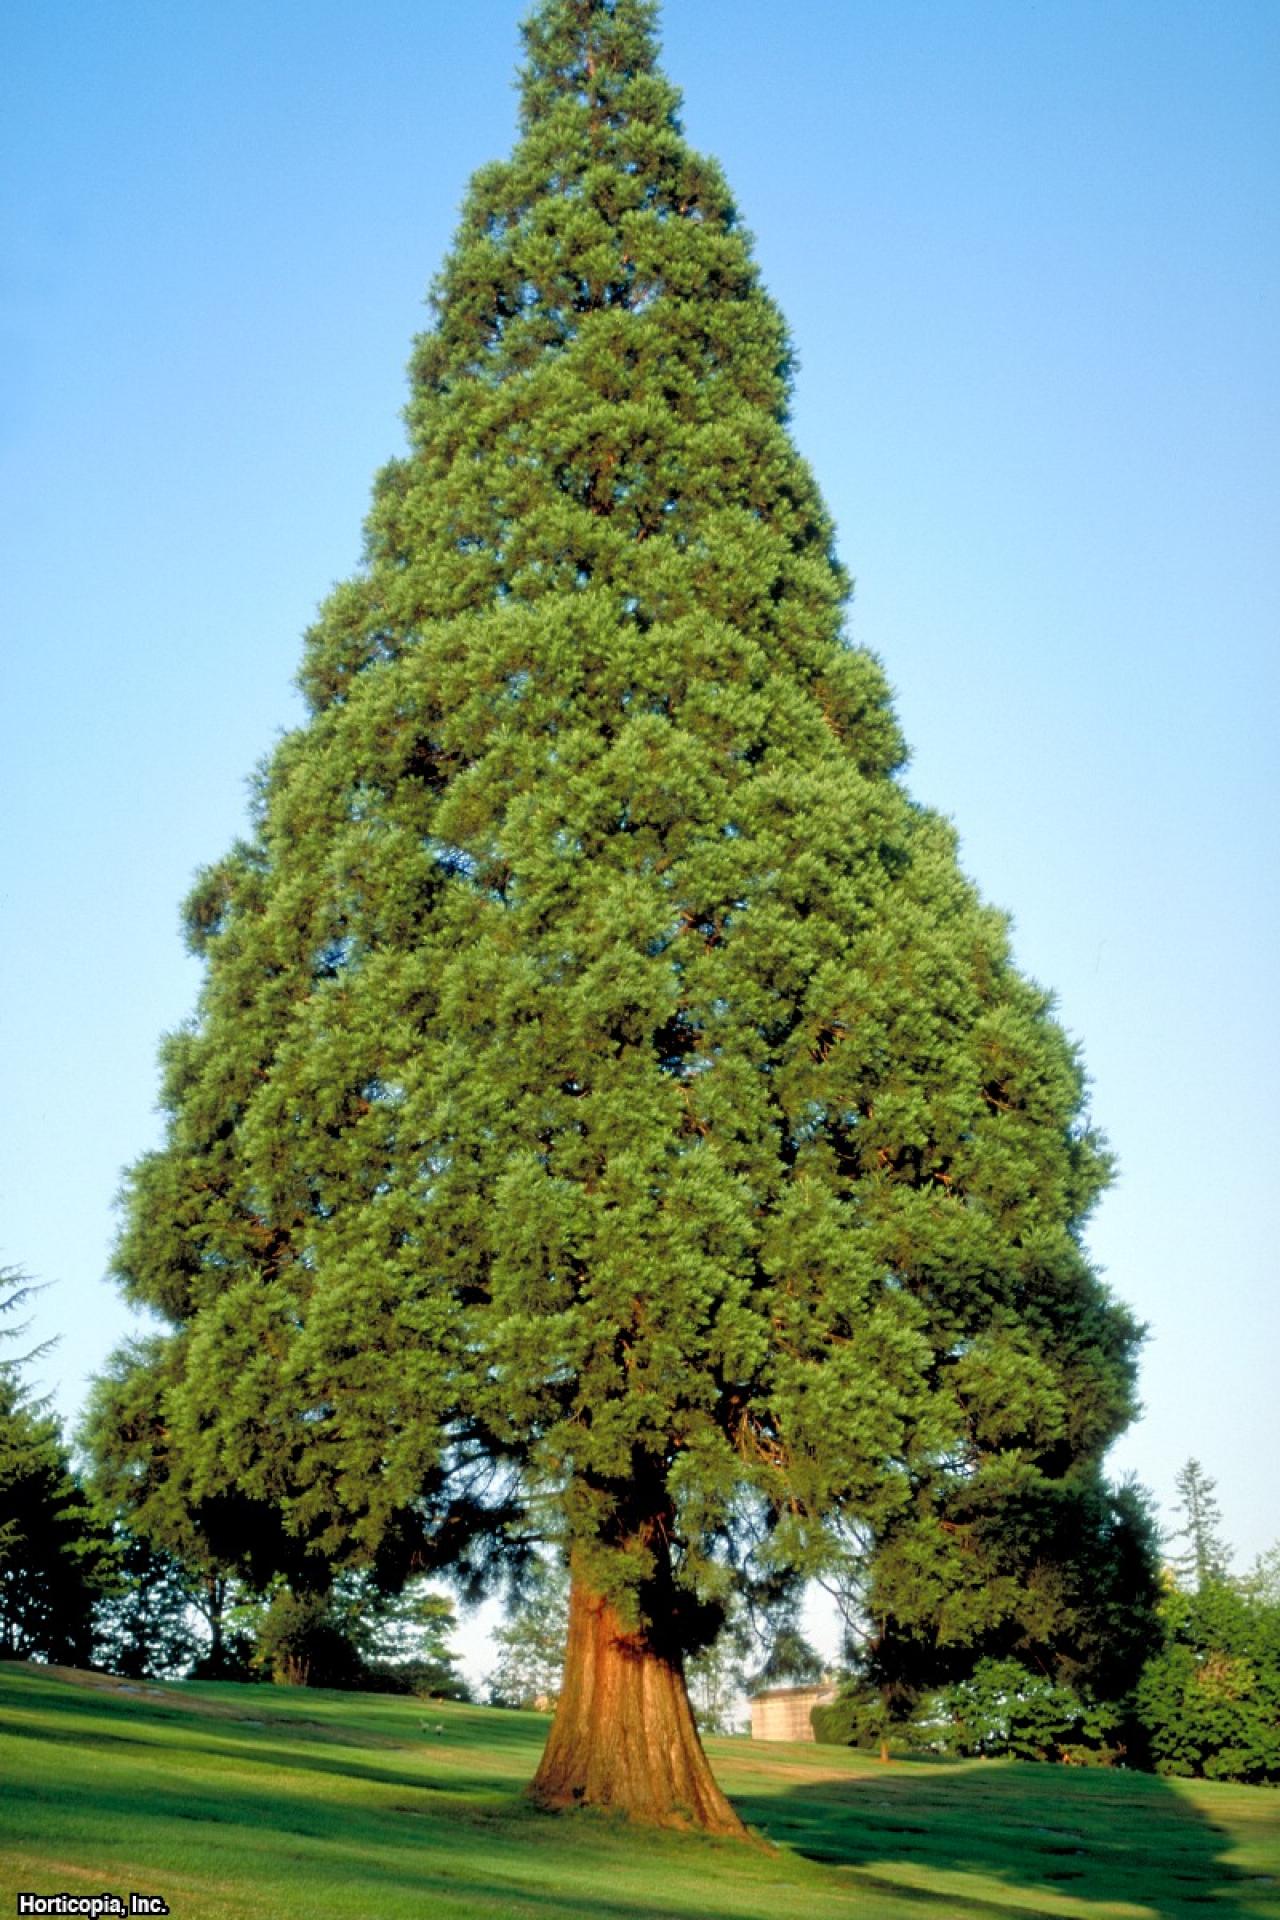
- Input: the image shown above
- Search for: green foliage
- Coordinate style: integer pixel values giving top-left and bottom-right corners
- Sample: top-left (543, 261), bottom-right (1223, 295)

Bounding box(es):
top-left (353, 1578), bottom-right (471, 1699)
top-left (92, 1531), bottom-right (201, 1679)
top-left (743, 1588), bottom-right (824, 1694)
top-left (487, 1558), bottom-right (569, 1708)
top-left (936, 1659), bottom-right (1120, 1764)
top-left (251, 1586), bottom-right (364, 1688)
top-left (821, 1478), bottom-right (1161, 1764)
top-left (686, 1603), bottom-right (753, 1735)
top-left (811, 1680), bottom-right (895, 1752)
top-left (862, 1471), bottom-right (1163, 1715)
top-left (1245, 1543), bottom-right (1280, 1607)
top-left (1135, 1578), bottom-right (1280, 1784)
top-left (107, 0), bottom-right (1142, 1659)
top-left (81, 1338), bottom-right (271, 1677)
top-left (248, 1572), bottom-right (468, 1695)
top-left (817, 1661), bottom-right (1123, 1766)
top-left (0, 1271), bottom-right (105, 1663)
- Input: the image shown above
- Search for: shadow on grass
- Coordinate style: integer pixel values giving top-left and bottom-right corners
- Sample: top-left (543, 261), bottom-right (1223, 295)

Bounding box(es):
top-left (1, 1775), bottom-right (716, 1920)
top-left (734, 1751), bottom-right (1277, 1920)
top-left (0, 1710), bottom-right (517, 1802)
top-left (5, 1667), bottom-right (1278, 1920)
top-left (5, 1665), bottom-right (763, 1920)
top-left (1, 1725), bottom-right (756, 1920)
top-left (4, 1663), bottom-right (551, 1753)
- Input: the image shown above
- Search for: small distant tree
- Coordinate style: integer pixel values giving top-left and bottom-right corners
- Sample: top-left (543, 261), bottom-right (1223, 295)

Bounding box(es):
top-left (686, 1606), bottom-right (752, 1736)
top-left (81, 1338), bottom-right (250, 1678)
top-left (0, 1272), bottom-right (105, 1665)
top-left (250, 1570), bottom-right (467, 1694)
top-left (251, 1584), bottom-right (363, 1688)
top-left (91, 1532), bottom-right (200, 1679)
top-left (487, 1561), bottom-right (569, 1709)
top-left (1167, 1459), bottom-right (1231, 1591)
top-left (814, 1670), bottom-right (925, 1763)
top-left (1244, 1543), bottom-right (1280, 1608)
top-left (744, 1595), bottom-right (824, 1695)
top-left (353, 1577), bottom-right (470, 1698)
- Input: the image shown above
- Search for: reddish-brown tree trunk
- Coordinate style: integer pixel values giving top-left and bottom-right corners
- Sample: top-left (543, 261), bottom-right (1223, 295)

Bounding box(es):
top-left (529, 1560), bottom-right (745, 1836)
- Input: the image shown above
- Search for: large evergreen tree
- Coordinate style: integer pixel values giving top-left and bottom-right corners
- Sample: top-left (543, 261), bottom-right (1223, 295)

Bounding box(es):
top-left (110, 0), bottom-right (1142, 1830)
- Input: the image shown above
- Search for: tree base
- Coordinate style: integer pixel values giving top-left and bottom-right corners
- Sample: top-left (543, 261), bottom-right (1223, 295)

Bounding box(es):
top-left (529, 1568), bottom-right (745, 1836)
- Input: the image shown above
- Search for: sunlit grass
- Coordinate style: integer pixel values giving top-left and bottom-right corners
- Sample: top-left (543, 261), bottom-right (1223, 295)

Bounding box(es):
top-left (2, 1663), bottom-right (1277, 1919)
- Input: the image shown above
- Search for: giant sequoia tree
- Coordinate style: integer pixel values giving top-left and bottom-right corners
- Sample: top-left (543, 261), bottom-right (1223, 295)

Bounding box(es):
top-left (112, 0), bottom-right (1141, 1832)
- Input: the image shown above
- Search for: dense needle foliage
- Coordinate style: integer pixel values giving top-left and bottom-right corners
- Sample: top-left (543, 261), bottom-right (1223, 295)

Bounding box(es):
top-left (109, 0), bottom-right (1142, 1667)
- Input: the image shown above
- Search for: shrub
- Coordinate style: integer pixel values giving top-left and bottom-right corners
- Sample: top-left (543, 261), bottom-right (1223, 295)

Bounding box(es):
top-left (938, 1659), bottom-right (1121, 1764)
top-left (1135, 1581), bottom-right (1280, 1784)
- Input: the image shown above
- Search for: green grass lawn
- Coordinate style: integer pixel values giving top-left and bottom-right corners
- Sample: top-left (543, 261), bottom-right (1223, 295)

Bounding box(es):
top-left (1, 1663), bottom-right (1277, 1920)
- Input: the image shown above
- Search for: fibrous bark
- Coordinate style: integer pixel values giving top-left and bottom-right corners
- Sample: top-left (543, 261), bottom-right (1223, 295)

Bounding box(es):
top-left (530, 1561), bottom-right (745, 1836)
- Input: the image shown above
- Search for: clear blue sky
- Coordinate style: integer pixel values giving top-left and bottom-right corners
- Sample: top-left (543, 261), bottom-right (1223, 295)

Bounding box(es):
top-left (2, 0), bottom-right (1276, 1584)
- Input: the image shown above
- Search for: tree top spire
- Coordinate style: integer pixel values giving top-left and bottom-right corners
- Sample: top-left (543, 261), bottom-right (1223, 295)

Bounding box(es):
top-left (519, 0), bottom-right (667, 126)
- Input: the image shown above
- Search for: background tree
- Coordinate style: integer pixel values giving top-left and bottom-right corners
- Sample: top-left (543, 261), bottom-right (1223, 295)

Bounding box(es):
top-left (83, 1338), bottom-right (263, 1679)
top-left (1243, 1543), bottom-right (1280, 1608)
top-left (1167, 1458), bottom-right (1231, 1591)
top-left (248, 1571), bottom-right (467, 1694)
top-left (345, 1575), bottom-right (470, 1698)
top-left (858, 1472), bottom-right (1162, 1741)
top-left (685, 1612), bottom-right (750, 1737)
top-left (91, 1532), bottom-right (200, 1680)
top-left (1130, 1463), bottom-right (1276, 1786)
top-left (487, 1559), bottom-right (569, 1710)
top-left (932, 1658), bottom-right (1124, 1765)
top-left (85, 1338), bottom-right (468, 1693)
top-left (0, 1271), bottom-right (105, 1664)
top-left (107, 0), bottom-right (1144, 1831)
top-left (249, 1584), bottom-right (363, 1689)
top-left (742, 1588), bottom-right (824, 1695)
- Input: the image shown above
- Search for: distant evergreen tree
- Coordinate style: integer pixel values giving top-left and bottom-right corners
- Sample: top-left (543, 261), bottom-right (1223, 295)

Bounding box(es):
top-left (745, 1593), bottom-right (824, 1693)
top-left (1168, 1459), bottom-right (1231, 1591)
top-left (107, 0), bottom-right (1144, 1828)
top-left (0, 1272), bottom-right (104, 1664)
top-left (249, 1583), bottom-right (364, 1689)
top-left (685, 1611), bottom-right (750, 1736)
top-left (861, 1471), bottom-right (1163, 1723)
top-left (347, 1575), bottom-right (471, 1698)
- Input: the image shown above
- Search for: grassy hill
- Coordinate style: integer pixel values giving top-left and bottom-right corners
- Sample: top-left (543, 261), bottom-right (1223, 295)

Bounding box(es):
top-left (1, 1662), bottom-right (1277, 1919)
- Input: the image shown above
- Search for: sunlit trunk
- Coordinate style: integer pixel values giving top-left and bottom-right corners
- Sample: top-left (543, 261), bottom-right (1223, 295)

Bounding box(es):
top-left (530, 1555), bottom-right (745, 1835)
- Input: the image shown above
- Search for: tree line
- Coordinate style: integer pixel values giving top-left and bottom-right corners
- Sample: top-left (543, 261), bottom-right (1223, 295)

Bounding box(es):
top-left (1, 1272), bottom-right (466, 1696)
top-left (4, 1271), bottom-right (1274, 1785)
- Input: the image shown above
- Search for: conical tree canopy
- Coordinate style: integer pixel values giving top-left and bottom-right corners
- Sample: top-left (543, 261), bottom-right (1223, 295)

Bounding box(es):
top-left (110, 0), bottom-right (1141, 1824)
